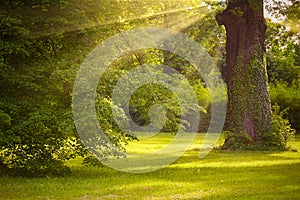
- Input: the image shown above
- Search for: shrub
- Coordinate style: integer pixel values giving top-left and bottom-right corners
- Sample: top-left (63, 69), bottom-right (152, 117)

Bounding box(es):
top-left (263, 104), bottom-right (296, 150)
top-left (221, 131), bottom-right (254, 150)
top-left (269, 82), bottom-right (300, 131)
top-left (221, 104), bottom-right (295, 151)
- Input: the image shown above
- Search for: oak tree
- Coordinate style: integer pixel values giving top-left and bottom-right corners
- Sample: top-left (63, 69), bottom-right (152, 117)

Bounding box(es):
top-left (216, 0), bottom-right (272, 148)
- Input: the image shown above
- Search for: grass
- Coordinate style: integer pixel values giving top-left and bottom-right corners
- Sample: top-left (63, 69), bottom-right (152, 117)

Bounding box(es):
top-left (1, 133), bottom-right (300, 199)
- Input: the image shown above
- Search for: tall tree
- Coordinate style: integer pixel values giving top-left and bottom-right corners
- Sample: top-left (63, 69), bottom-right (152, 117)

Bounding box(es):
top-left (216, 0), bottom-right (272, 147)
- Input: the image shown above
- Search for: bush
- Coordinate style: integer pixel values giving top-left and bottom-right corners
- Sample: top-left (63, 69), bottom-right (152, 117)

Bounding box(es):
top-left (221, 104), bottom-right (295, 151)
top-left (10, 160), bottom-right (71, 177)
top-left (269, 82), bottom-right (300, 131)
top-left (221, 131), bottom-right (255, 150)
top-left (263, 104), bottom-right (296, 150)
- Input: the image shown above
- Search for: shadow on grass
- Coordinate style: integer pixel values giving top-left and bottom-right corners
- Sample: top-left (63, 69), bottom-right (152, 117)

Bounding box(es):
top-left (67, 150), bottom-right (300, 182)
top-left (67, 159), bottom-right (300, 199)
top-left (1, 150), bottom-right (299, 200)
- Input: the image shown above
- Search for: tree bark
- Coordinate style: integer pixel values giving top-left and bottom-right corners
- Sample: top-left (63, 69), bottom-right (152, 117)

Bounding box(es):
top-left (0, 160), bottom-right (9, 176)
top-left (216, 0), bottom-right (272, 146)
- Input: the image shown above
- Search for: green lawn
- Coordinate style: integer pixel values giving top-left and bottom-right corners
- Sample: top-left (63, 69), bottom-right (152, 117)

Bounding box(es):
top-left (1, 134), bottom-right (300, 199)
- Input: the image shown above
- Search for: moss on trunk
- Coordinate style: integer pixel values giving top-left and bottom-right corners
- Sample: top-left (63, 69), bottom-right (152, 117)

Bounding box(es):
top-left (216, 0), bottom-right (272, 148)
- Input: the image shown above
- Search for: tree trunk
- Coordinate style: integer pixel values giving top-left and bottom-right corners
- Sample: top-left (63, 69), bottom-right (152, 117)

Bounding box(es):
top-left (216, 0), bottom-right (272, 147)
top-left (0, 160), bottom-right (9, 176)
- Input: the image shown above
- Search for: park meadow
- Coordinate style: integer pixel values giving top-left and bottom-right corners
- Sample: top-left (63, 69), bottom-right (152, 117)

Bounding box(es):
top-left (1, 133), bottom-right (300, 199)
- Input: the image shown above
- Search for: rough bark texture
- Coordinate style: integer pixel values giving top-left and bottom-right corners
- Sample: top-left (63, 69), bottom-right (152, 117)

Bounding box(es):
top-left (216, 0), bottom-right (272, 146)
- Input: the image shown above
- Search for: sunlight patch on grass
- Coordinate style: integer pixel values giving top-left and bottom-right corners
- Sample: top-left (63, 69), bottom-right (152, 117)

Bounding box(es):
top-left (1, 133), bottom-right (300, 199)
top-left (170, 158), bottom-right (300, 168)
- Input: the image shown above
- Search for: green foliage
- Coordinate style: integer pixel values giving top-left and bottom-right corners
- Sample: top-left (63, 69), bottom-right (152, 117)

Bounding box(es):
top-left (269, 82), bottom-right (300, 131)
top-left (266, 20), bottom-right (300, 86)
top-left (185, 10), bottom-right (226, 71)
top-left (0, 2), bottom-right (86, 176)
top-left (0, 0), bottom-right (213, 176)
top-left (1, 0), bottom-right (68, 7)
top-left (285, 0), bottom-right (300, 20)
top-left (266, 20), bottom-right (300, 131)
top-left (96, 49), bottom-right (210, 134)
top-left (229, 7), bottom-right (244, 17)
top-left (82, 155), bottom-right (103, 168)
top-left (222, 131), bottom-right (254, 150)
top-left (0, 104), bottom-right (82, 176)
top-left (222, 104), bottom-right (296, 151)
top-left (263, 104), bottom-right (296, 150)
top-left (11, 160), bottom-right (71, 177)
